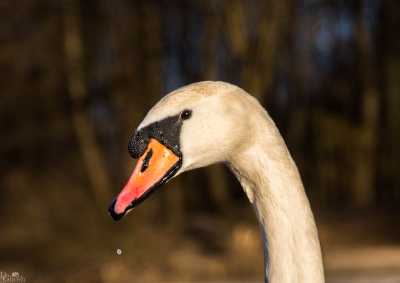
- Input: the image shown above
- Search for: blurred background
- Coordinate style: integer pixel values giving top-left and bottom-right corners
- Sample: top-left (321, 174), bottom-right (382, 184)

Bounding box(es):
top-left (1, 0), bottom-right (400, 282)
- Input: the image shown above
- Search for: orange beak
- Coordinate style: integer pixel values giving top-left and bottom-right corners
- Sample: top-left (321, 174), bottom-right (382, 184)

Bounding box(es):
top-left (109, 138), bottom-right (181, 220)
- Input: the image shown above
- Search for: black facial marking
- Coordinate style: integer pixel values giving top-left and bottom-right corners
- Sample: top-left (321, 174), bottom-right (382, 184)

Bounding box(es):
top-left (141, 148), bottom-right (153, 172)
top-left (128, 114), bottom-right (184, 159)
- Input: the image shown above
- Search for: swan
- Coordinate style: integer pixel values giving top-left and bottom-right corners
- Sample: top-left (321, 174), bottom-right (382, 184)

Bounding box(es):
top-left (109, 81), bottom-right (325, 283)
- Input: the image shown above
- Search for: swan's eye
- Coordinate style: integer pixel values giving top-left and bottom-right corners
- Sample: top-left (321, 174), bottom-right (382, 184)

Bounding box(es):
top-left (180, 109), bottom-right (192, 120)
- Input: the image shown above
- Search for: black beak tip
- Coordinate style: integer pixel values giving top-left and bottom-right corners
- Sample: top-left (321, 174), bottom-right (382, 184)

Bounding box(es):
top-left (108, 198), bottom-right (125, 221)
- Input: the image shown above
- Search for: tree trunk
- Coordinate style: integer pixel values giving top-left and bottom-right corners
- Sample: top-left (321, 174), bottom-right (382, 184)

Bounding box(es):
top-left (63, 0), bottom-right (111, 206)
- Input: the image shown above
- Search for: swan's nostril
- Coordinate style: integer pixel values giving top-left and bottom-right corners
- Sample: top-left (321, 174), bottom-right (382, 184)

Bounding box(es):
top-left (141, 148), bottom-right (153, 172)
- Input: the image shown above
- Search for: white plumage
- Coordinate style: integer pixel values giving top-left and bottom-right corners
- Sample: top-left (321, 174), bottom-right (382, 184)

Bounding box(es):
top-left (134, 81), bottom-right (325, 283)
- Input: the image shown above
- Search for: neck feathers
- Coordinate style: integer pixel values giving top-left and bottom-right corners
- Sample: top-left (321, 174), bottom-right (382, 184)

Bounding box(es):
top-left (228, 114), bottom-right (324, 283)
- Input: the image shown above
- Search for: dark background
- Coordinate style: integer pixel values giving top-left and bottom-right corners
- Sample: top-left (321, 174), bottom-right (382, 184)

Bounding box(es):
top-left (1, 1), bottom-right (400, 282)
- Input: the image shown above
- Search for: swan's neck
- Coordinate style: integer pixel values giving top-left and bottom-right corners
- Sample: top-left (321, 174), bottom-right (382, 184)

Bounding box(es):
top-left (228, 119), bottom-right (324, 283)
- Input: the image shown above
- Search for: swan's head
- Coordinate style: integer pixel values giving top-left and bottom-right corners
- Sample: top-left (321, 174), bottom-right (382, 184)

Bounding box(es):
top-left (109, 81), bottom-right (257, 220)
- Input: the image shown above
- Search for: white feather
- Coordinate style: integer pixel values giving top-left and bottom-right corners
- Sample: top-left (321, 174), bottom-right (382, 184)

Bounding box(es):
top-left (138, 81), bottom-right (325, 283)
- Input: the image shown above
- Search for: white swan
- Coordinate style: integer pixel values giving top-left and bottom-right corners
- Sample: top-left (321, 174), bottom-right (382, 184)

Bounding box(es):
top-left (109, 81), bottom-right (325, 283)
